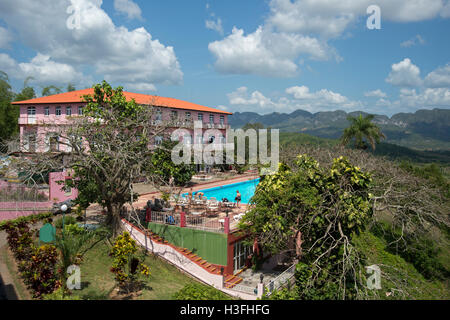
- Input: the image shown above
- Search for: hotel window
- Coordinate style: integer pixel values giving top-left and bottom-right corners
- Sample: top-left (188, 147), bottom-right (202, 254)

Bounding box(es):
top-left (26, 133), bottom-right (37, 153)
top-left (183, 134), bottom-right (192, 145)
top-left (44, 106), bottom-right (50, 116)
top-left (78, 106), bottom-right (83, 115)
top-left (27, 106), bottom-right (36, 116)
top-left (171, 110), bottom-right (177, 119)
top-left (66, 106), bottom-right (72, 116)
top-left (55, 106), bottom-right (61, 116)
top-left (209, 114), bottom-right (214, 123)
top-left (198, 113), bottom-right (203, 121)
top-left (220, 115), bottom-right (225, 125)
top-left (185, 112), bottom-right (191, 121)
top-left (49, 135), bottom-right (59, 152)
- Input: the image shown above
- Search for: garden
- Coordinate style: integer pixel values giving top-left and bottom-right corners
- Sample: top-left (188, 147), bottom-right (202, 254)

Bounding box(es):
top-left (0, 212), bottom-right (231, 300)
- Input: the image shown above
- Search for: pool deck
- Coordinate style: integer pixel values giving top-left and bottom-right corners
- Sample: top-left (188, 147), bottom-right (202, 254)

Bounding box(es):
top-left (131, 173), bottom-right (259, 232)
top-left (86, 172), bottom-right (259, 232)
top-left (133, 173), bottom-right (259, 209)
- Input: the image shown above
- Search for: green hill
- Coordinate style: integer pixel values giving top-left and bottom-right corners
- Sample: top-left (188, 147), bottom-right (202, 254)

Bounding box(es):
top-left (279, 132), bottom-right (450, 164)
top-left (230, 108), bottom-right (450, 151)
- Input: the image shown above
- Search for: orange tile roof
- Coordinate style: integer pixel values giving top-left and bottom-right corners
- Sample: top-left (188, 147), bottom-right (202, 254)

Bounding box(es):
top-left (12, 88), bottom-right (232, 115)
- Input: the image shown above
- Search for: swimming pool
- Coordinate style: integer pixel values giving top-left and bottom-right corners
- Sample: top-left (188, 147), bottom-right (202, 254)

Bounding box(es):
top-left (186, 178), bottom-right (260, 204)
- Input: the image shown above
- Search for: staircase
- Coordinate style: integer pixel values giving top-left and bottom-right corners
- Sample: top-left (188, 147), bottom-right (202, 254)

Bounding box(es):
top-left (147, 230), bottom-right (223, 275)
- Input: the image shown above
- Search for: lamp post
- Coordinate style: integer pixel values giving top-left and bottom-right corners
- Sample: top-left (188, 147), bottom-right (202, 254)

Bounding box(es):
top-left (61, 204), bottom-right (68, 239)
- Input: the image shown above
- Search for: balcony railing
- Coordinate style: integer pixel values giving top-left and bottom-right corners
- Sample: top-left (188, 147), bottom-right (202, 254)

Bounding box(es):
top-left (166, 120), bottom-right (229, 130)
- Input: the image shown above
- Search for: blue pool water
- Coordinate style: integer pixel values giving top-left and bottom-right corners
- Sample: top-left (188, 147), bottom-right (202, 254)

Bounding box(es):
top-left (185, 178), bottom-right (260, 204)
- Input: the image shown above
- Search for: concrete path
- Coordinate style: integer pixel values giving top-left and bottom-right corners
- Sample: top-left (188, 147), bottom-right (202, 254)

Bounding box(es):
top-left (0, 244), bottom-right (20, 300)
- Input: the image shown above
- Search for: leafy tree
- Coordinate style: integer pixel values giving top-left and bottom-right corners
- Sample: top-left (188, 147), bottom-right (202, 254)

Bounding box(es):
top-left (239, 155), bottom-right (373, 299)
top-left (67, 83), bottom-right (76, 92)
top-left (54, 225), bottom-right (107, 294)
top-left (109, 232), bottom-right (150, 294)
top-left (173, 283), bottom-right (232, 300)
top-left (42, 85), bottom-right (62, 96)
top-left (150, 139), bottom-right (195, 186)
top-left (340, 114), bottom-right (385, 150)
top-left (0, 71), bottom-right (17, 142)
top-left (14, 77), bottom-right (36, 102)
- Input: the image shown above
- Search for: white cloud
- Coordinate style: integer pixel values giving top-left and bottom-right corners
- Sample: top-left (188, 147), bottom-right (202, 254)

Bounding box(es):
top-left (268, 0), bottom-right (445, 38)
top-left (208, 26), bottom-right (334, 77)
top-left (206, 18), bottom-right (224, 35)
top-left (400, 34), bottom-right (426, 47)
top-left (0, 27), bottom-right (12, 49)
top-left (208, 0), bottom-right (450, 78)
top-left (424, 64), bottom-right (450, 88)
top-left (0, 0), bottom-right (182, 90)
top-left (114, 0), bottom-right (143, 20)
top-left (386, 58), bottom-right (423, 87)
top-left (397, 87), bottom-right (450, 108)
top-left (228, 87), bottom-right (280, 112)
top-left (442, 1), bottom-right (450, 18)
top-left (0, 53), bottom-right (88, 87)
top-left (216, 105), bottom-right (229, 111)
top-left (227, 85), bottom-right (360, 114)
top-left (364, 89), bottom-right (387, 98)
top-left (123, 82), bottom-right (156, 93)
top-left (286, 85), bottom-right (356, 106)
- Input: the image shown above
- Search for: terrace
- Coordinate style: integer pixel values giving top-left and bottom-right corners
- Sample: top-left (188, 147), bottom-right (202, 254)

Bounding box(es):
top-left (125, 174), bottom-right (260, 234)
top-left (126, 196), bottom-right (249, 234)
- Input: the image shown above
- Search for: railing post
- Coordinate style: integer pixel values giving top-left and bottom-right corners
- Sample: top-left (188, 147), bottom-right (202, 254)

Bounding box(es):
top-left (224, 216), bottom-right (230, 234)
top-left (145, 207), bottom-right (151, 223)
top-left (180, 211), bottom-right (186, 227)
top-left (257, 283), bottom-right (264, 299)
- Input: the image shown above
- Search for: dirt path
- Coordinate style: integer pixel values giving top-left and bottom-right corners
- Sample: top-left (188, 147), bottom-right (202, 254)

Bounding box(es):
top-left (0, 244), bottom-right (20, 300)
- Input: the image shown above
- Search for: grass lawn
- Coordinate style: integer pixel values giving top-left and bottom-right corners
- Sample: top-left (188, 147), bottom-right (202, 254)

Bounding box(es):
top-left (75, 239), bottom-right (225, 300)
top-left (353, 231), bottom-right (450, 300)
top-left (0, 244), bottom-right (31, 300)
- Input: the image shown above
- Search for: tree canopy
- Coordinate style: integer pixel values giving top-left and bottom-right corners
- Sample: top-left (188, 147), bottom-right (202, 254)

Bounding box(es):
top-left (239, 154), bottom-right (373, 299)
top-left (340, 114), bottom-right (385, 150)
top-left (0, 71), bottom-right (18, 143)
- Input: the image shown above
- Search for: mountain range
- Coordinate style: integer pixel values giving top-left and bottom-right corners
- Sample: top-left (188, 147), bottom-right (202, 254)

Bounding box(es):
top-left (228, 108), bottom-right (450, 151)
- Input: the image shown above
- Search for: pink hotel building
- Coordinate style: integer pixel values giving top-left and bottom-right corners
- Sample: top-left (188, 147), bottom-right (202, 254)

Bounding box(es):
top-left (12, 88), bottom-right (232, 155)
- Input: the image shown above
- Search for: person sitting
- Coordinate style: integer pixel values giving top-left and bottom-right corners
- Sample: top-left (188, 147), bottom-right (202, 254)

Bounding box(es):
top-left (235, 190), bottom-right (241, 207)
top-left (188, 188), bottom-right (193, 205)
top-left (153, 198), bottom-right (163, 211)
top-left (166, 214), bottom-right (175, 225)
top-left (222, 197), bottom-right (229, 203)
top-left (194, 191), bottom-right (204, 200)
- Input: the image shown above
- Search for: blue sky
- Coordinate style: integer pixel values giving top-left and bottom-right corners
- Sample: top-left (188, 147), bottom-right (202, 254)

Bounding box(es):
top-left (0, 0), bottom-right (450, 116)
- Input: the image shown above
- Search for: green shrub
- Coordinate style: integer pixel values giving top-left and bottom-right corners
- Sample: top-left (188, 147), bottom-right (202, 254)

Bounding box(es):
top-left (172, 283), bottom-right (232, 300)
top-left (109, 232), bottom-right (150, 294)
top-left (21, 244), bottom-right (61, 298)
top-left (3, 221), bottom-right (34, 262)
top-left (55, 216), bottom-right (77, 229)
top-left (371, 222), bottom-right (449, 281)
top-left (64, 223), bottom-right (86, 236)
top-left (42, 287), bottom-right (81, 300)
top-left (0, 212), bottom-right (52, 230)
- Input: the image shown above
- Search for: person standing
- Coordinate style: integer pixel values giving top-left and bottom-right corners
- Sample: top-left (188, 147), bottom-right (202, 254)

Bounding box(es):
top-left (235, 190), bottom-right (241, 207)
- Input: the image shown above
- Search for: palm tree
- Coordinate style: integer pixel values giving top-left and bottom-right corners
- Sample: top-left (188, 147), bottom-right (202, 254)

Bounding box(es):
top-left (340, 114), bottom-right (385, 150)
